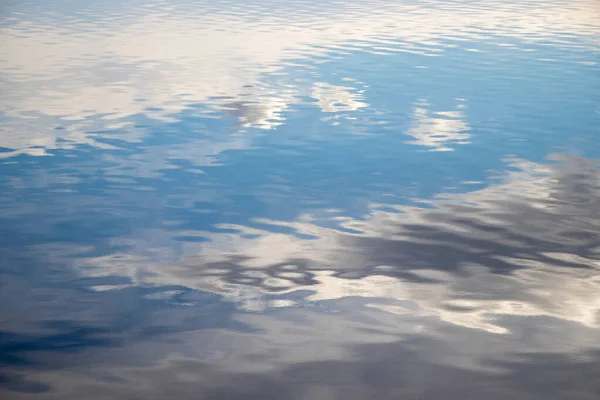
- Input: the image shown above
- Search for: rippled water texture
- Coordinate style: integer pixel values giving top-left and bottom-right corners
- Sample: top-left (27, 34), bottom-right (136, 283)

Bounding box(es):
top-left (1, 0), bottom-right (600, 398)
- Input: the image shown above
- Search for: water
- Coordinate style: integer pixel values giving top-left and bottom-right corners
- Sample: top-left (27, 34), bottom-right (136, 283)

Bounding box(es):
top-left (1, 0), bottom-right (599, 398)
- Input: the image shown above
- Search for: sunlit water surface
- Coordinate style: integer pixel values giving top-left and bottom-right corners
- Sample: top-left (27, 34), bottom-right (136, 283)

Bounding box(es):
top-left (1, 0), bottom-right (600, 398)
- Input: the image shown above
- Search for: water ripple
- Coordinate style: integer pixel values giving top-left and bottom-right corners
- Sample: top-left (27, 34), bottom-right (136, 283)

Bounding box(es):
top-left (1, 0), bottom-right (600, 399)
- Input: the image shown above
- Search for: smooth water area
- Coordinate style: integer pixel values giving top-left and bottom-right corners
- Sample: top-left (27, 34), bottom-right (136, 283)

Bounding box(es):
top-left (1, 0), bottom-right (599, 398)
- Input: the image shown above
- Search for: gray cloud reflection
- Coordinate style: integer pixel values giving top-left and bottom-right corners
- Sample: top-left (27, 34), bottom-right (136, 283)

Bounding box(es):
top-left (41, 154), bottom-right (599, 340)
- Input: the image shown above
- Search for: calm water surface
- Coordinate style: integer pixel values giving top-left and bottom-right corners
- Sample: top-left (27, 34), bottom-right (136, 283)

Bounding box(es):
top-left (1, 0), bottom-right (600, 398)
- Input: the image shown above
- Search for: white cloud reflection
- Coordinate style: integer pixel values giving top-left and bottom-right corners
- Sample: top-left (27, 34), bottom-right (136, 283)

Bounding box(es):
top-left (312, 82), bottom-right (367, 113)
top-left (1, 0), bottom-right (598, 154)
top-left (406, 99), bottom-right (470, 151)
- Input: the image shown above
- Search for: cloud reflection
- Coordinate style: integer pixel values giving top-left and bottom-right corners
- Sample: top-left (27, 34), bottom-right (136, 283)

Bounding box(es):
top-left (53, 154), bottom-right (600, 338)
top-left (312, 82), bottom-right (367, 113)
top-left (1, 0), bottom-right (598, 154)
top-left (406, 99), bottom-right (470, 151)
top-left (1, 1), bottom-right (599, 398)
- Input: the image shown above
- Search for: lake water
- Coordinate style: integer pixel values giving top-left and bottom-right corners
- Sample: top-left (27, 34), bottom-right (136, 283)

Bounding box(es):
top-left (1, 0), bottom-right (599, 399)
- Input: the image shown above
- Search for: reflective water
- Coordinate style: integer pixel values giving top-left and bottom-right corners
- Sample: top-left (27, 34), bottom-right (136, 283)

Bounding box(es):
top-left (1, 0), bottom-right (600, 398)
